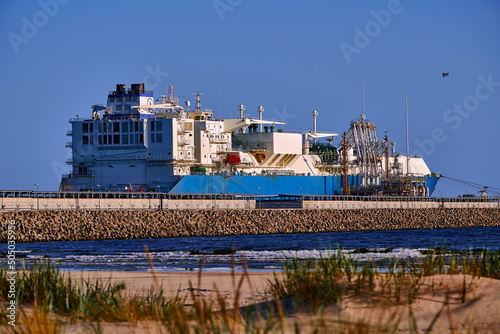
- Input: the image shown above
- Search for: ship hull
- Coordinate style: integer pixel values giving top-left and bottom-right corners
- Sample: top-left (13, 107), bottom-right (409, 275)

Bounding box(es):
top-left (169, 175), bottom-right (440, 196)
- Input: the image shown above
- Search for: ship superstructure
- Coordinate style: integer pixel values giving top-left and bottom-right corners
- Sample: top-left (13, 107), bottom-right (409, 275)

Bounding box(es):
top-left (60, 83), bottom-right (439, 195)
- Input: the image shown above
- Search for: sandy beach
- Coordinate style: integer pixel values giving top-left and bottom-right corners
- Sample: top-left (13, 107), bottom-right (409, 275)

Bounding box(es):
top-left (58, 270), bottom-right (500, 333)
top-left (67, 270), bottom-right (282, 308)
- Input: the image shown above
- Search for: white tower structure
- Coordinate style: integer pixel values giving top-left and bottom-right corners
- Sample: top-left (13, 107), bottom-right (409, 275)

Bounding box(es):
top-left (238, 104), bottom-right (245, 119)
top-left (238, 104), bottom-right (245, 133)
top-left (192, 92), bottom-right (204, 113)
top-left (312, 110), bottom-right (318, 145)
top-left (257, 106), bottom-right (264, 132)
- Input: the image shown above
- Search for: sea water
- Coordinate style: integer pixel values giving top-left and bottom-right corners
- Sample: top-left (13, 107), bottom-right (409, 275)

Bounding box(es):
top-left (4, 227), bottom-right (499, 272)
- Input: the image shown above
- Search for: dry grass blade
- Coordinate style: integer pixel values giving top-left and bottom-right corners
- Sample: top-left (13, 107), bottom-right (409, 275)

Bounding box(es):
top-left (231, 244), bottom-right (236, 291)
top-left (240, 254), bottom-right (254, 293)
top-left (198, 256), bottom-right (205, 291)
top-left (214, 283), bottom-right (232, 332)
top-left (446, 302), bottom-right (456, 334)
top-left (272, 288), bottom-right (285, 334)
top-left (408, 304), bottom-right (419, 334)
top-left (143, 244), bottom-right (158, 287)
top-left (424, 294), bottom-right (449, 334)
top-left (188, 280), bottom-right (206, 330)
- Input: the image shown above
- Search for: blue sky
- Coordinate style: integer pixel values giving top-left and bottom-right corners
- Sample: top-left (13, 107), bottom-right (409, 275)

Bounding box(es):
top-left (1, 0), bottom-right (499, 196)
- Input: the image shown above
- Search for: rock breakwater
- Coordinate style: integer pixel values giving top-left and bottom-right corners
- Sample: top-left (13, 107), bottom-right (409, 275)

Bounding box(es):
top-left (1, 208), bottom-right (499, 243)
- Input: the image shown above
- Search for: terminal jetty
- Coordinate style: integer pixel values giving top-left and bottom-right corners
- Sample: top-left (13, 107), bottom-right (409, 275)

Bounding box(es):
top-left (1, 207), bottom-right (499, 243)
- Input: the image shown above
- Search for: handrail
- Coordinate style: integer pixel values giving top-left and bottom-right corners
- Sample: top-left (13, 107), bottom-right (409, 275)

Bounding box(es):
top-left (0, 190), bottom-right (498, 202)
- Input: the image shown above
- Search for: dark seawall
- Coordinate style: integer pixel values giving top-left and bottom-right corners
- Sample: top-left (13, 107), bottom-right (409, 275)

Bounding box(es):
top-left (1, 208), bottom-right (499, 243)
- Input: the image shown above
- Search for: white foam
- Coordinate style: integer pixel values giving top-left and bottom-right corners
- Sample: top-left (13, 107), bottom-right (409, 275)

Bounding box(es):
top-left (4, 247), bottom-right (432, 271)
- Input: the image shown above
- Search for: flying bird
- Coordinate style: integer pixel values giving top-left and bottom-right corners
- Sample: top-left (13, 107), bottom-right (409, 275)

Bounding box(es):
top-left (442, 73), bottom-right (452, 78)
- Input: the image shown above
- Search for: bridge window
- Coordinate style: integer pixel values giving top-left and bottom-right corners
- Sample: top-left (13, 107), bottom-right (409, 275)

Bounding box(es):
top-left (116, 104), bottom-right (123, 111)
top-left (122, 122), bottom-right (128, 133)
top-left (125, 96), bottom-right (131, 102)
top-left (134, 122), bottom-right (139, 132)
top-left (82, 135), bottom-right (88, 145)
top-left (122, 134), bottom-right (128, 144)
top-left (82, 123), bottom-right (88, 133)
top-left (113, 134), bottom-right (120, 144)
top-left (113, 122), bottom-right (120, 133)
top-left (150, 121), bottom-right (155, 132)
top-left (78, 167), bottom-right (88, 176)
top-left (98, 135), bottom-right (102, 145)
top-left (151, 133), bottom-right (155, 143)
top-left (156, 133), bottom-right (162, 143)
top-left (156, 121), bottom-right (162, 131)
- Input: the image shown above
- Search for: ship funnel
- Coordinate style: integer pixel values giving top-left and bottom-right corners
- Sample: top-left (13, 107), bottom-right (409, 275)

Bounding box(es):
top-left (116, 84), bottom-right (126, 94)
top-left (257, 106), bottom-right (264, 132)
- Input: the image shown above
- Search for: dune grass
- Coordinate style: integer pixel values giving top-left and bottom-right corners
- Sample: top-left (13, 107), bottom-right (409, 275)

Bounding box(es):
top-left (0, 246), bottom-right (499, 333)
top-left (273, 247), bottom-right (500, 307)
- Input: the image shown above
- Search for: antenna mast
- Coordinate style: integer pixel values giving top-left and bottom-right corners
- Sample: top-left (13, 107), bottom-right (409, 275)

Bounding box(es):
top-left (361, 80), bottom-right (365, 120)
top-left (342, 132), bottom-right (349, 195)
top-left (192, 92), bottom-right (205, 113)
top-left (405, 83), bottom-right (410, 175)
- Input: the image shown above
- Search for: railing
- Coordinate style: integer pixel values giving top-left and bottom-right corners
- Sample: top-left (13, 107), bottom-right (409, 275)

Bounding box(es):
top-left (209, 135), bottom-right (230, 143)
top-left (2, 196), bottom-right (498, 211)
top-left (108, 90), bottom-right (153, 95)
top-left (66, 130), bottom-right (72, 136)
top-left (279, 194), bottom-right (500, 203)
top-left (1, 190), bottom-right (498, 203)
top-left (65, 158), bottom-right (96, 164)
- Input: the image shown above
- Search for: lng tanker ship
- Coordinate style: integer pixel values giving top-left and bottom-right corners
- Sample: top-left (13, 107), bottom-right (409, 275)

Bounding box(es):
top-left (60, 83), bottom-right (440, 196)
